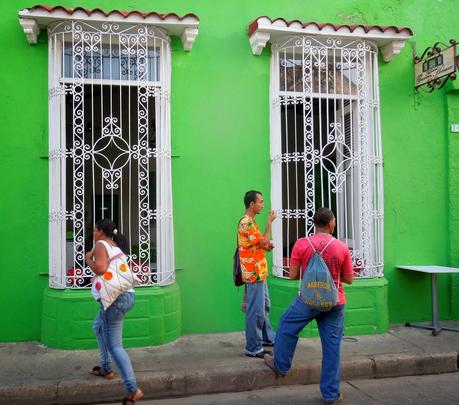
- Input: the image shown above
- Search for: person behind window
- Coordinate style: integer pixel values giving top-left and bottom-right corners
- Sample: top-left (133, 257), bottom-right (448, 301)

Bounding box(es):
top-left (85, 219), bottom-right (143, 405)
top-left (238, 190), bottom-right (277, 358)
top-left (264, 208), bottom-right (354, 405)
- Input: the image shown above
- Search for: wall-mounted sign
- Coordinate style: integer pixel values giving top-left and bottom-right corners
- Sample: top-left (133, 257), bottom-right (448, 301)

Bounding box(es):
top-left (414, 40), bottom-right (457, 91)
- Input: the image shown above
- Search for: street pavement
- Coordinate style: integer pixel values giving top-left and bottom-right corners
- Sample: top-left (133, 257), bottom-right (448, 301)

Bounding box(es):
top-left (0, 322), bottom-right (458, 405)
top-left (99, 373), bottom-right (459, 405)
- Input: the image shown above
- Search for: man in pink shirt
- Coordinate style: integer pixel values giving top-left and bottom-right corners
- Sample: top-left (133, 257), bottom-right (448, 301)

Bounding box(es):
top-left (264, 208), bottom-right (353, 405)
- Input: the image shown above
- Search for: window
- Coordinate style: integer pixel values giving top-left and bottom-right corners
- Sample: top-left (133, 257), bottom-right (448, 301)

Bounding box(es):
top-left (19, 6), bottom-right (199, 289)
top-left (270, 35), bottom-right (384, 278)
top-left (47, 21), bottom-right (174, 288)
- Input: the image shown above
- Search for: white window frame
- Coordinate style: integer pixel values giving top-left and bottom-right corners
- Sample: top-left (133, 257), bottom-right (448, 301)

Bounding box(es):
top-left (269, 35), bottom-right (384, 278)
top-left (248, 18), bottom-right (411, 279)
top-left (19, 8), bottom-right (199, 288)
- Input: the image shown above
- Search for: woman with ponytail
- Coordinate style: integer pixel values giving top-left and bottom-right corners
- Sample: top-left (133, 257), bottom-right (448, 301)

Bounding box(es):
top-left (85, 219), bottom-right (143, 405)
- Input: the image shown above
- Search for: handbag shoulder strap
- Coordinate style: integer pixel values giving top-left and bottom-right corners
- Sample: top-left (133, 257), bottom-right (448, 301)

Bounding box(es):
top-left (109, 251), bottom-right (125, 264)
top-left (96, 240), bottom-right (112, 256)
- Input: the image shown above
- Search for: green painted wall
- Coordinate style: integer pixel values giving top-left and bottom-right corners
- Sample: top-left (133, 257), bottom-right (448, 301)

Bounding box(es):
top-left (0, 1), bottom-right (49, 341)
top-left (1, 0), bottom-right (458, 343)
top-left (41, 285), bottom-right (181, 349)
top-left (270, 278), bottom-right (389, 337)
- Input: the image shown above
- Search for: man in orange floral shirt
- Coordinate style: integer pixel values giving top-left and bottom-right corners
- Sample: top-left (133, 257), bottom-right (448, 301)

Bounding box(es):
top-left (238, 190), bottom-right (277, 357)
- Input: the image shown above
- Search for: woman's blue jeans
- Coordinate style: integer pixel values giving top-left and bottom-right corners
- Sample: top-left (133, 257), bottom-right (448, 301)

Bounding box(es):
top-left (274, 297), bottom-right (345, 402)
top-left (245, 280), bottom-right (276, 355)
top-left (93, 292), bottom-right (137, 393)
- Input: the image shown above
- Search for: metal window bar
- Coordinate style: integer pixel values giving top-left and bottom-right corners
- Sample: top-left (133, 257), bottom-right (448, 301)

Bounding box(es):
top-left (271, 36), bottom-right (383, 279)
top-left (47, 21), bottom-right (174, 289)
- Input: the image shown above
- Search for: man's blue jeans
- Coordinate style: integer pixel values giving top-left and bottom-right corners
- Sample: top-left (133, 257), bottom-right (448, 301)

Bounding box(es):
top-left (93, 292), bottom-right (138, 393)
top-left (274, 297), bottom-right (345, 402)
top-left (245, 280), bottom-right (276, 355)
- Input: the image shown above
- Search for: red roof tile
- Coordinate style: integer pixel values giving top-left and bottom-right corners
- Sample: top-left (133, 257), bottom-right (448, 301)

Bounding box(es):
top-left (26, 4), bottom-right (199, 21)
top-left (248, 16), bottom-right (412, 37)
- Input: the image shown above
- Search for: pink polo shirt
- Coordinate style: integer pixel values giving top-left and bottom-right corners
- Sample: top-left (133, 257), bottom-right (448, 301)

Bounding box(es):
top-left (290, 234), bottom-right (354, 305)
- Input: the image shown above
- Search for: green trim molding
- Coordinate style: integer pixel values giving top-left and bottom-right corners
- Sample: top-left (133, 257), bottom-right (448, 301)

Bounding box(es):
top-left (41, 284), bottom-right (181, 349)
top-left (269, 277), bottom-right (389, 337)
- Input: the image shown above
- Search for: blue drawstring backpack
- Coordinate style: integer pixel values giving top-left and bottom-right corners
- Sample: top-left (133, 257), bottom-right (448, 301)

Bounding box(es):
top-left (299, 237), bottom-right (339, 311)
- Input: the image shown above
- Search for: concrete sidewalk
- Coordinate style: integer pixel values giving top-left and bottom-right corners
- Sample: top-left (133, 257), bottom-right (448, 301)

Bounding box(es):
top-left (1, 323), bottom-right (458, 405)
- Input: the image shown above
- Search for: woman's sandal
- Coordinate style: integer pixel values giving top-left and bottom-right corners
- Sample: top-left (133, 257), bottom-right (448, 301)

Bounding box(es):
top-left (89, 366), bottom-right (115, 379)
top-left (122, 389), bottom-right (144, 404)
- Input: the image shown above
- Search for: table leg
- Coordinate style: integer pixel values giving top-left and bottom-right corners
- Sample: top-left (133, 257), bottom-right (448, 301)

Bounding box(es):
top-left (431, 273), bottom-right (441, 335)
top-left (406, 273), bottom-right (459, 335)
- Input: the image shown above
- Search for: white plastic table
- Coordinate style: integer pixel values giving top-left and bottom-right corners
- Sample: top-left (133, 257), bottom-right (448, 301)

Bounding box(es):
top-left (396, 265), bottom-right (459, 336)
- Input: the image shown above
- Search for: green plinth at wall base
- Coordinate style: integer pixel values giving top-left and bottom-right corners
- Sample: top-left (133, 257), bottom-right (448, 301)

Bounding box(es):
top-left (41, 284), bottom-right (181, 349)
top-left (269, 277), bottom-right (389, 337)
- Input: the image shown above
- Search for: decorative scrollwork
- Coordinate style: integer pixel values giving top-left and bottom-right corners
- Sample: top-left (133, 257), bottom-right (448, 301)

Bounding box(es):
top-left (49, 211), bottom-right (73, 222)
top-left (282, 209), bottom-right (307, 219)
top-left (272, 33), bottom-right (383, 279)
top-left (49, 18), bottom-right (173, 289)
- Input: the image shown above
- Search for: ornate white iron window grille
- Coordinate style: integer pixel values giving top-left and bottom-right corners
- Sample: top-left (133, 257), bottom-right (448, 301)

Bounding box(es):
top-left (270, 36), bottom-right (384, 279)
top-left (48, 21), bottom-right (175, 289)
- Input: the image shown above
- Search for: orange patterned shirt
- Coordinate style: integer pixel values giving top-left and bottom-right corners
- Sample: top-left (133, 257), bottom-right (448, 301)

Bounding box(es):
top-left (238, 215), bottom-right (268, 283)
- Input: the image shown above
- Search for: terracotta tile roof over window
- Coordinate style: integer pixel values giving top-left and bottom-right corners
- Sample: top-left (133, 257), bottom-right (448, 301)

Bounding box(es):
top-left (248, 16), bottom-right (413, 62)
top-left (248, 16), bottom-right (412, 38)
top-left (18, 4), bottom-right (200, 50)
top-left (26, 4), bottom-right (199, 22)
